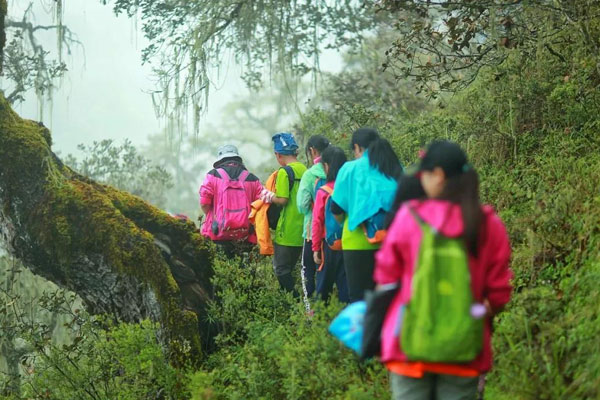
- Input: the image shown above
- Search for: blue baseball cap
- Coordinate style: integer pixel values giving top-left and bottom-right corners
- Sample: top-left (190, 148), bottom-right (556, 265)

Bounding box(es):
top-left (272, 132), bottom-right (299, 155)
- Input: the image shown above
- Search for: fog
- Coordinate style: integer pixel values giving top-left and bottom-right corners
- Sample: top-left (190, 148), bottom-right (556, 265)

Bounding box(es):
top-left (11, 1), bottom-right (248, 158)
top-left (5, 1), bottom-right (342, 215)
top-left (9, 1), bottom-right (342, 163)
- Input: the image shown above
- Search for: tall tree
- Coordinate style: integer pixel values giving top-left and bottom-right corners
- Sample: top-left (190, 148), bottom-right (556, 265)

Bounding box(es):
top-left (0, 2), bottom-right (215, 363)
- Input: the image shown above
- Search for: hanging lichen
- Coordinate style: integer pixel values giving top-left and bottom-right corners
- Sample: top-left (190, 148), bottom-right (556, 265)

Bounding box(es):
top-left (0, 0), bottom-right (75, 123)
top-left (55, 0), bottom-right (64, 64)
top-left (0, 0), bottom-right (7, 74)
top-left (109, 0), bottom-right (376, 137)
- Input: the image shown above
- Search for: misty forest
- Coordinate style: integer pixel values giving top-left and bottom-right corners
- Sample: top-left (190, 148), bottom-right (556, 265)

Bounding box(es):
top-left (0, 1), bottom-right (599, 399)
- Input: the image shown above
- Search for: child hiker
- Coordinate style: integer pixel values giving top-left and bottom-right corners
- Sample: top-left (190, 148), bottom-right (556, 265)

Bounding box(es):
top-left (296, 135), bottom-right (330, 302)
top-left (330, 128), bottom-right (402, 302)
top-left (260, 132), bottom-right (307, 295)
top-left (374, 140), bottom-right (512, 400)
top-left (311, 145), bottom-right (349, 303)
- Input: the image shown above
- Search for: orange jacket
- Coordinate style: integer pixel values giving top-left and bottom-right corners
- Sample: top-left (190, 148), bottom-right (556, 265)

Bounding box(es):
top-left (249, 170), bottom-right (277, 255)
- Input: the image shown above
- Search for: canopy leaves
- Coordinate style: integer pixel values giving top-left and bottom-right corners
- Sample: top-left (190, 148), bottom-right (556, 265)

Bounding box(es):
top-left (379, 0), bottom-right (600, 97)
top-left (108, 0), bottom-right (376, 130)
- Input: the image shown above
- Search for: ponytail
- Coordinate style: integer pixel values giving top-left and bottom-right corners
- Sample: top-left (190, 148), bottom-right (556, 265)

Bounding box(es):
top-left (350, 127), bottom-right (402, 179)
top-left (367, 138), bottom-right (403, 179)
top-left (321, 146), bottom-right (347, 182)
top-left (440, 169), bottom-right (483, 256)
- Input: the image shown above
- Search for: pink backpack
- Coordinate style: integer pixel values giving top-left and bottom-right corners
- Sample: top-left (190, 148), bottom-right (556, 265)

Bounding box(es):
top-left (210, 168), bottom-right (251, 240)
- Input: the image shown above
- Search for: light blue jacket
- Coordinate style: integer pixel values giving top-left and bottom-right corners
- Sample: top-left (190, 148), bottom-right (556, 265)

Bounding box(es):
top-left (331, 151), bottom-right (398, 231)
top-left (296, 162), bottom-right (326, 240)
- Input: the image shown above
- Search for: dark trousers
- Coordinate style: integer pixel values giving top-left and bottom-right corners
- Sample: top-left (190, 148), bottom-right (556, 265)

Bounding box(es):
top-left (301, 240), bottom-right (317, 298)
top-left (273, 243), bottom-right (303, 296)
top-left (315, 243), bottom-right (349, 303)
top-left (342, 249), bottom-right (376, 303)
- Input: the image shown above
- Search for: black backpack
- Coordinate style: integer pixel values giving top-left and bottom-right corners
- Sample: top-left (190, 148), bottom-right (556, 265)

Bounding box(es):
top-left (266, 166), bottom-right (298, 230)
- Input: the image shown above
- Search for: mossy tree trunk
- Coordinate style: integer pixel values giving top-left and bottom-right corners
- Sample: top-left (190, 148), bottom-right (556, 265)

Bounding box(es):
top-left (0, 93), bottom-right (215, 365)
top-left (0, 0), bottom-right (6, 73)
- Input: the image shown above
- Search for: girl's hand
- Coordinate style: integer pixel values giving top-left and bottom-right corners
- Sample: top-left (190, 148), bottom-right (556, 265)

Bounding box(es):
top-left (313, 251), bottom-right (322, 265)
top-left (259, 188), bottom-right (275, 203)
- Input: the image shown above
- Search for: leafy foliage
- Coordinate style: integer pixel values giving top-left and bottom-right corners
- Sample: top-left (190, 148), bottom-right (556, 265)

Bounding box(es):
top-left (0, 257), bottom-right (80, 398)
top-left (0, 258), bottom-right (188, 400)
top-left (107, 0), bottom-right (376, 130)
top-left (309, 27), bottom-right (429, 127)
top-left (303, 26), bottom-right (600, 397)
top-left (2, 1), bottom-right (600, 399)
top-left (22, 318), bottom-right (188, 400)
top-left (379, 0), bottom-right (600, 97)
top-left (1, 1), bottom-right (78, 111)
top-left (189, 253), bottom-right (389, 399)
top-left (65, 139), bottom-right (174, 208)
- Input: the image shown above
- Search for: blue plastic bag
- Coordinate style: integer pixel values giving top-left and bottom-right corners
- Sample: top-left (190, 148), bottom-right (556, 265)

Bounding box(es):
top-left (328, 301), bottom-right (366, 354)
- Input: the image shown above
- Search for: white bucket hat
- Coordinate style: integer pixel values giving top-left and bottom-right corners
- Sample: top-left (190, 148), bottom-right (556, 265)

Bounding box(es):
top-left (214, 144), bottom-right (241, 166)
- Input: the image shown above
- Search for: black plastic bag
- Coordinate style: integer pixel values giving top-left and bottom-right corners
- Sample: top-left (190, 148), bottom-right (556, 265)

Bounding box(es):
top-left (360, 283), bottom-right (399, 360)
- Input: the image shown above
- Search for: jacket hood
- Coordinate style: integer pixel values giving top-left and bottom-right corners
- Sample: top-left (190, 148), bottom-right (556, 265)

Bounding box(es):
top-left (308, 162), bottom-right (326, 179)
top-left (409, 199), bottom-right (494, 238)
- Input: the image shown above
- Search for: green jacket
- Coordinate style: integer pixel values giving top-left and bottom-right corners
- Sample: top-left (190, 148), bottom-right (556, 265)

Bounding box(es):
top-left (296, 162), bottom-right (326, 240)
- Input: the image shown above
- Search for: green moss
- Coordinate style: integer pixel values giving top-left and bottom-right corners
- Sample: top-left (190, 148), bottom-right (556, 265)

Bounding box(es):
top-left (0, 94), bottom-right (213, 365)
top-left (38, 178), bottom-right (206, 363)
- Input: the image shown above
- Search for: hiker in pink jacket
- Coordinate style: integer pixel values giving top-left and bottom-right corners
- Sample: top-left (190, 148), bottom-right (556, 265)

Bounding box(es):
top-left (374, 141), bottom-right (512, 400)
top-left (199, 145), bottom-right (263, 259)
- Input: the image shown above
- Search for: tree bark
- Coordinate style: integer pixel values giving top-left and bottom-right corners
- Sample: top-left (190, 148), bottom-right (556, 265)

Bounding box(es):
top-left (0, 0), bottom-right (6, 74)
top-left (0, 94), bottom-right (215, 365)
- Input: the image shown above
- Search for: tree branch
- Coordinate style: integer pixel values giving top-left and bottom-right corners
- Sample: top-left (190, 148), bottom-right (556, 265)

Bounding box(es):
top-left (0, 94), bottom-right (216, 366)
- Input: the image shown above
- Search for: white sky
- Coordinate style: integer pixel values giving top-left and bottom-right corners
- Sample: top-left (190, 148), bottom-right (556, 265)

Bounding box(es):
top-left (7, 1), bottom-right (343, 159)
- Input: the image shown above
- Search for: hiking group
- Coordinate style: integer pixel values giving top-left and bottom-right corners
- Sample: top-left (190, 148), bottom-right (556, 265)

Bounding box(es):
top-left (198, 129), bottom-right (512, 400)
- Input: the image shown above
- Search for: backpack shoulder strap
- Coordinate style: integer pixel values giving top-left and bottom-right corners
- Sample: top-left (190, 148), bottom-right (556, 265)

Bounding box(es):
top-left (217, 168), bottom-right (231, 182)
top-left (320, 185), bottom-right (333, 195)
top-left (408, 206), bottom-right (426, 226)
top-left (282, 165), bottom-right (295, 190)
top-left (238, 170), bottom-right (250, 183)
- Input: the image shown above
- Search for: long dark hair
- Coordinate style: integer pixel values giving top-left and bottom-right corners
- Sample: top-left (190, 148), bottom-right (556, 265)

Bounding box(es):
top-left (385, 174), bottom-right (426, 228)
top-left (351, 127), bottom-right (402, 179)
top-left (440, 170), bottom-right (483, 256)
top-left (420, 140), bottom-right (483, 256)
top-left (321, 146), bottom-right (347, 182)
top-left (305, 135), bottom-right (330, 163)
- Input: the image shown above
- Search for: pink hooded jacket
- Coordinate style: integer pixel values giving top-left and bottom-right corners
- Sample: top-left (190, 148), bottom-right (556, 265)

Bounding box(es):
top-left (199, 167), bottom-right (263, 242)
top-left (311, 181), bottom-right (334, 252)
top-left (374, 199), bottom-right (512, 373)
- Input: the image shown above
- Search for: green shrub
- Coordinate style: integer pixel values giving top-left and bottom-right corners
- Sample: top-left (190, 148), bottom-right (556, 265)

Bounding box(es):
top-left (19, 314), bottom-right (188, 399)
top-left (189, 253), bottom-right (389, 399)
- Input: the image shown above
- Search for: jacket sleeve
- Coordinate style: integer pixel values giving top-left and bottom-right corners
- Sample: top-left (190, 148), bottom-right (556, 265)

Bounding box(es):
top-left (297, 171), bottom-right (315, 215)
top-left (482, 213), bottom-right (513, 309)
top-left (199, 174), bottom-right (215, 206)
top-left (311, 189), bottom-right (327, 252)
top-left (250, 180), bottom-right (264, 202)
top-left (374, 206), bottom-right (408, 285)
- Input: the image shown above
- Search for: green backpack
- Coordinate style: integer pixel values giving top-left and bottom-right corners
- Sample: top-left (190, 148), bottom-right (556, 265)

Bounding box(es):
top-left (400, 208), bottom-right (483, 363)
